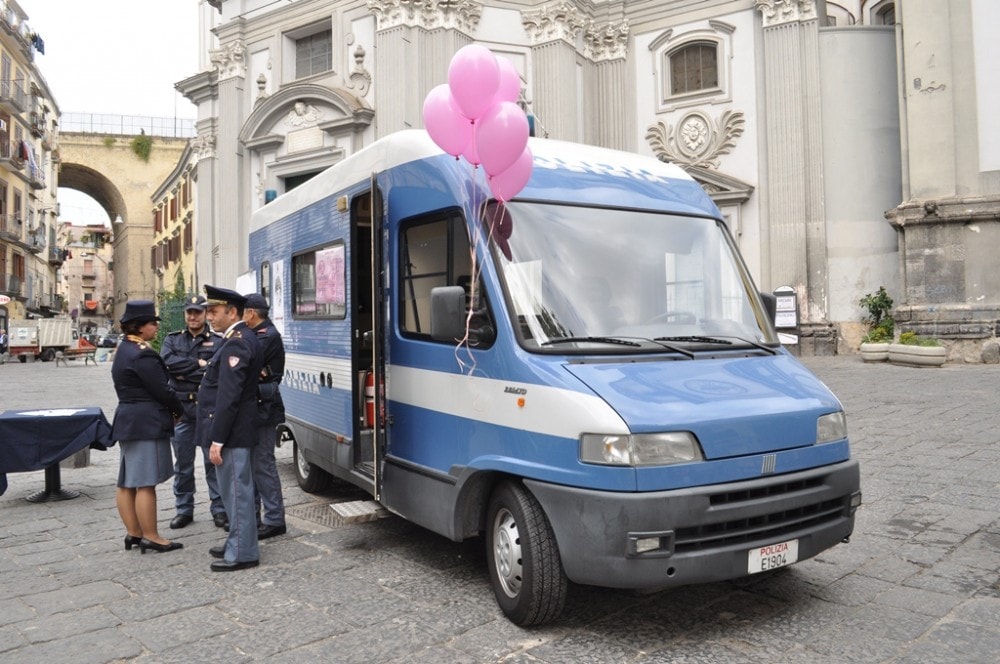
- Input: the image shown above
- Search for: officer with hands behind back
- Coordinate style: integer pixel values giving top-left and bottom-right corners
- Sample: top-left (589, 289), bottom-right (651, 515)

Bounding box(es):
top-left (197, 286), bottom-right (264, 571)
top-left (243, 292), bottom-right (287, 539)
top-left (161, 294), bottom-right (228, 530)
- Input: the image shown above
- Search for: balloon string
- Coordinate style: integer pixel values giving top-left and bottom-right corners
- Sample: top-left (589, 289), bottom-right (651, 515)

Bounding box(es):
top-left (454, 163), bottom-right (488, 377)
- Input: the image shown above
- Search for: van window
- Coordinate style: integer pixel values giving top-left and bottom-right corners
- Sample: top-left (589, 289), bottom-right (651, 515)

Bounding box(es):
top-left (291, 242), bottom-right (346, 318)
top-left (399, 212), bottom-right (491, 343)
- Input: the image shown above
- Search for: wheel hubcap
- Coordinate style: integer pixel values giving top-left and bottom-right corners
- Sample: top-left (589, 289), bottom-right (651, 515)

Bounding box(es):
top-left (493, 507), bottom-right (522, 598)
top-left (295, 445), bottom-right (309, 478)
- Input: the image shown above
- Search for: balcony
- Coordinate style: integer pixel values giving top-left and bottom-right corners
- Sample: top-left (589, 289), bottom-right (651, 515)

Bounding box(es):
top-left (0, 139), bottom-right (25, 170)
top-left (48, 246), bottom-right (64, 266)
top-left (0, 273), bottom-right (24, 298)
top-left (0, 78), bottom-right (26, 113)
top-left (29, 111), bottom-right (44, 138)
top-left (26, 231), bottom-right (43, 253)
top-left (0, 212), bottom-right (21, 241)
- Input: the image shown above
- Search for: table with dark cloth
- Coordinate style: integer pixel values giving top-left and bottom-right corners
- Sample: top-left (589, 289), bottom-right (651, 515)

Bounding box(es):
top-left (0, 407), bottom-right (113, 501)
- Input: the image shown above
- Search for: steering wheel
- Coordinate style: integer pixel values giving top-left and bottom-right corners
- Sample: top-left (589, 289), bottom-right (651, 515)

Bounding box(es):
top-left (646, 311), bottom-right (698, 325)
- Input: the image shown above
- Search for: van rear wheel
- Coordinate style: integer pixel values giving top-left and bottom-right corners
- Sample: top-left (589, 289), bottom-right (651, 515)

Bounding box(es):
top-left (293, 438), bottom-right (330, 493)
top-left (486, 481), bottom-right (567, 626)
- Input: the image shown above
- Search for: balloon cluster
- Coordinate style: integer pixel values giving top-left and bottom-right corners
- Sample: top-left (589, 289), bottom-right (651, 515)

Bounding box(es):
top-left (423, 45), bottom-right (533, 201)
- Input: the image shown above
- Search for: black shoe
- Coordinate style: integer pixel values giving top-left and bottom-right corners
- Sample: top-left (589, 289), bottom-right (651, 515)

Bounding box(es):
top-left (211, 559), bottom-right (259, 572)
top-left (257, 524), bottom-right (287, 540)
top-left (170, 514), bottom-right (193, 529)
top-left (124, 535), bottom-right (143, 551)
top-left (209, 545), bottom-right (225, 559)
top-left (212, 513), bottom-right (229, 529)
top-left (139, 539), bottom-right (184, 554)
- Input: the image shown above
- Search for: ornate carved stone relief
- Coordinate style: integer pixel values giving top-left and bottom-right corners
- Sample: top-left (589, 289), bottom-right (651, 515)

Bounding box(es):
top-left (645, 110), bottom-right (745, 170)
top-left (522, 1), bottom-right (589, 46)
top-left (192, 133), bottom-right (217, 161)
top-left (754, 0), bottom-right (818, 27)
top-left (584, 20), bottom-right (630, 62)
top-left (210, 41), bottom-right (246, 80)
top-left (367, 0), bottom-right (482, 32)
top-left (285, 101), bottom-right (325, 129)
top-left (345, 45), bottom-right (373, 97)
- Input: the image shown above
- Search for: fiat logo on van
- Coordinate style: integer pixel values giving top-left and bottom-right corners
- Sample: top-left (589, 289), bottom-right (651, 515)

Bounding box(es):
top-left (761, 454), bottom-right (777, 475)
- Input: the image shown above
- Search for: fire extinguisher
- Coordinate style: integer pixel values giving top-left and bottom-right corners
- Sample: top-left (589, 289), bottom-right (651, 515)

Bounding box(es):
top-left (364, 369), bottom-right (376, 427)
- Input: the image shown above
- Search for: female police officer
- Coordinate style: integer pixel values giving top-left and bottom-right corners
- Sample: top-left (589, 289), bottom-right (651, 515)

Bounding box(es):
top-left (111, 300), bottom-right (184, 554)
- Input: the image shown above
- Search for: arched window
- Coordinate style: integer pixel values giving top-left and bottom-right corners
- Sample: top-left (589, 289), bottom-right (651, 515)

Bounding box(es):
top-left (669, 42), bottom-right (719, 96)
top-left (870, 1), bottom-right (896, 25)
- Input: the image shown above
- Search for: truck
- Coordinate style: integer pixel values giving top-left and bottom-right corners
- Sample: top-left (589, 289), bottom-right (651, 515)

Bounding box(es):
top-left (8, 318), bottom-right (90, 362)
top-left (247, 130), bottom-right (861, 625)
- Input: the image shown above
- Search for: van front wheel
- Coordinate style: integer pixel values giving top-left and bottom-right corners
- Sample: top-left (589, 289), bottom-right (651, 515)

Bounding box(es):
top-left (293, 438), bottom-right (330, 493)
top-left (486, 481), bottom-right (567, 626)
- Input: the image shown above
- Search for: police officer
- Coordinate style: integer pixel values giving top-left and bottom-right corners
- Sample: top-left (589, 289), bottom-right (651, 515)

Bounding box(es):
top-left (161, 294), bottom-right (227, 530)
top-left (243, 293), bottom-right (287, 539)
top-left (197, 285), bottom-right (264, 571)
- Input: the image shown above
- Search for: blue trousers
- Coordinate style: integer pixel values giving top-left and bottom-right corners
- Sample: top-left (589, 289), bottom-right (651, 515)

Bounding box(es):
top-left (216, 446), bottom-right (259, 564)
top-left (170, 420), bottom-right (224, 517)
top-left (252, 425), bottom-right (286, 527)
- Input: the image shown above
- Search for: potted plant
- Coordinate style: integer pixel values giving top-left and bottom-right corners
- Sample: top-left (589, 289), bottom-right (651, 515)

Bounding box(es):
top-left (858, 286), bottom-right (894, 362)
top-left (889, 331), bottom-right (946, 367)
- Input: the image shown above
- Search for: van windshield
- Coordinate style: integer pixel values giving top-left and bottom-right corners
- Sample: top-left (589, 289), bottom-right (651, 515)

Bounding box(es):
top-left (483, 202), bottom-right (777, 353)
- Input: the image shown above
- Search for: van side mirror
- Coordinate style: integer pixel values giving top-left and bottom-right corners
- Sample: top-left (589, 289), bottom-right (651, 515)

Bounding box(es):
top-left (430, 286), bottom-right (467, 342)
top-left (760, 292), bottom-right (777, 322)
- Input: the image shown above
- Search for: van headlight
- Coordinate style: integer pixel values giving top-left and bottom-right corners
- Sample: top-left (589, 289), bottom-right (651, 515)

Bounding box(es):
top-left (816, 411), bottom-right (847, 444)
top-left (580, 432), bottom-right (704, 466)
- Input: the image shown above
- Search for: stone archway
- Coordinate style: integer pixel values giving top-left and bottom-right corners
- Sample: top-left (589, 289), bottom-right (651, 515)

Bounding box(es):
top-left (56, 134), bottom-right (188, 321)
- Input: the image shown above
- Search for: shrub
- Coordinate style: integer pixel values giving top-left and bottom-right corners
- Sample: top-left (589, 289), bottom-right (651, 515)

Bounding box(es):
top-left (130, 133), bottom-right (152, 162)
top-left (898, 331), bottom-right (940, 347)
top-left (859, 286), bottom-right (894, 343)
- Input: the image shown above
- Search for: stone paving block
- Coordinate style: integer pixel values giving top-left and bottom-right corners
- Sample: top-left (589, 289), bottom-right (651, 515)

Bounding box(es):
top-left (18, 605), bottom-right (121, 644)
top-left (949, 597), bottom-right (1000, 628)
top-left (297, 615), bottom-right (450, 664)
top-left (6, 626), bottom-right (143, 663)
top-left (528, 629), bottom-right (642, 663)
top-left (0, 598), bottom-right (34, 627)
top-left (218, 604), bottom-right (353, 658)
top-left (903, 561), bottom-right (995, 596)
top-left (20, 580), bottom-right (130, 616)
top-left (0, 625), bottom-right (26, 653)
top-left (387, 644), bottom-right (481, 664)
top-left (121, 605), bottom-right (230, 652)
top-left (922, 619), bottom-right (1000, 661)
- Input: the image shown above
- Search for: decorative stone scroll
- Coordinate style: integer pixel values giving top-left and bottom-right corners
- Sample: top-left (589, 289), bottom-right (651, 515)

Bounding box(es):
top-left (346, 45), bottom-right (373, 97)
top-left (645, 110), bottom-right (745, 169)
top-left (522, 1), bottom-right (589, 46)
top-left (367, 0), bottom-right (482, 32)
top-left (583, 20), bottom-right (630, 62)
top-left (191, 132), bottom-right (217, 161)
top-left (210, 41), bottom-right (247, 80)
top-left (754, 0), bottom-right (818, 27)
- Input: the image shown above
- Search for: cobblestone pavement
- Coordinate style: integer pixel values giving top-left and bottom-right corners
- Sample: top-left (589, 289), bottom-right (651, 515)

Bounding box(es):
top-left (0, 355), bottom-right (998, 663)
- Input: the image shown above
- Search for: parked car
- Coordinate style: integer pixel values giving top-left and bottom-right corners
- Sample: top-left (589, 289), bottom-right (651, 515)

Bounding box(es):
top-left (97, 334), bottom-right (121, 348)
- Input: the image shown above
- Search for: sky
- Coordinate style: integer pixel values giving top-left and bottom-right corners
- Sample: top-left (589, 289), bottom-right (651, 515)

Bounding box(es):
top-left (20, 0), bottom-right (202, 225)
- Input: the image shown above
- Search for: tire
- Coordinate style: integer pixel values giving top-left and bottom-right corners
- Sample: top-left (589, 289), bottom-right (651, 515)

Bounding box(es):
top-left (293, 438), bottom-right (331, 493)
top-left (486, 481), bottom-right (567, 626)
top-left (40, 348), bottom-right (56, 362)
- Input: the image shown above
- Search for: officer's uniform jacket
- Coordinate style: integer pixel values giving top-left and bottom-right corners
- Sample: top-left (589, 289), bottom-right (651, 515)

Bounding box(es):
top-left (252, 318), bottom-right (286, 427)
top-left (195, 321), bottom-right (263, 449)
top-left (111, 335), bottom-right (183, 442)
top-left (161, 326), bottom-right (219, 422)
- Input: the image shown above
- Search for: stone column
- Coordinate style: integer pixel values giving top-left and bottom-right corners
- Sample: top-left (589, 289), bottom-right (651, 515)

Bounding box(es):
top-left (209, 40), bottom-right (246, 286)
top-left (369, 0), bottom-right (482, 139)
top-left (522, 3), bottom-right (589, 142)
top-left (583, 19), bottom-right (633, 151)
top-left (755, 0), bottom-right (828, 328)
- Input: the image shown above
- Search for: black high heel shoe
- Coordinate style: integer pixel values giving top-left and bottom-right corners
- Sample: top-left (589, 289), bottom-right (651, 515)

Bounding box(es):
top-left (124, 535), bottom-right (143, 551)
top-left (138, 538), bottom-right (184, 554)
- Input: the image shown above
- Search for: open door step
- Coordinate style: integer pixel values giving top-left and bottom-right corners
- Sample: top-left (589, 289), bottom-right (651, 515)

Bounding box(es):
top-left (330, 500), bottom-right (390, 523)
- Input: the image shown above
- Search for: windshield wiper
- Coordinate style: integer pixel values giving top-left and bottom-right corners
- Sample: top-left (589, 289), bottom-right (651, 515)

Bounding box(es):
top-left (542, 336), bottom-right (641, 347)
top-left (655, 335), bottom-right (778, 355)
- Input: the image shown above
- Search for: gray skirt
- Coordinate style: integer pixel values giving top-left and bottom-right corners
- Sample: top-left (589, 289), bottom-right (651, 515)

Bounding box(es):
top-left (117, 438), bottom-right (174, 488)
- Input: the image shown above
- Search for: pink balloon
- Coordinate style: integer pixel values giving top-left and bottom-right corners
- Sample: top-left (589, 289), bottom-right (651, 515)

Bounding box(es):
top-left (448, 45), bottom-right (500, 120)
top-left (476, 101), bottom-right (529, 177)
top-left (461, 123), bottom-right (481, 166)
top-left (423, 84), bottom-right (472, 157)
top-left (488, 147), bottom-right (533, 201)
top-left (494, 57), bottom-right (522, 104)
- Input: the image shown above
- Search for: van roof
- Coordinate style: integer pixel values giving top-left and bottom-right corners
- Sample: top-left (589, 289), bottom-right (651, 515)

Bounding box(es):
top-left (251, 130), bottom-right (715, 233)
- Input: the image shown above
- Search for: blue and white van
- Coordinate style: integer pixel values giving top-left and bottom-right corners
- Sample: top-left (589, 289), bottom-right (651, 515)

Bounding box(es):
top-left (248, 130), bottom-right (861, 625)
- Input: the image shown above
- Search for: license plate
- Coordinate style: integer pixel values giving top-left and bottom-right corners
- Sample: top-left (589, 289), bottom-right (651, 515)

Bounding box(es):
top-left (747, 538), bottom-right (799, 574)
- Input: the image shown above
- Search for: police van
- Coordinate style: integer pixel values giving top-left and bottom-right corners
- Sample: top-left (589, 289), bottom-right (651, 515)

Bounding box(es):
top-left (247, 130), bottom-right (861, 625)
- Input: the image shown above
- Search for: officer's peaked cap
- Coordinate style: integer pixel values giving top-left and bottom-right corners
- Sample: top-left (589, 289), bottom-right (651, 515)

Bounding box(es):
top-left (203, 285), bottom-right (247, 308)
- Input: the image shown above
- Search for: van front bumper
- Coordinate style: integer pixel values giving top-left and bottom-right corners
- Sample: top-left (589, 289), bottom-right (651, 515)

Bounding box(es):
top-left (524, 458), bottom-right (860, 589)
